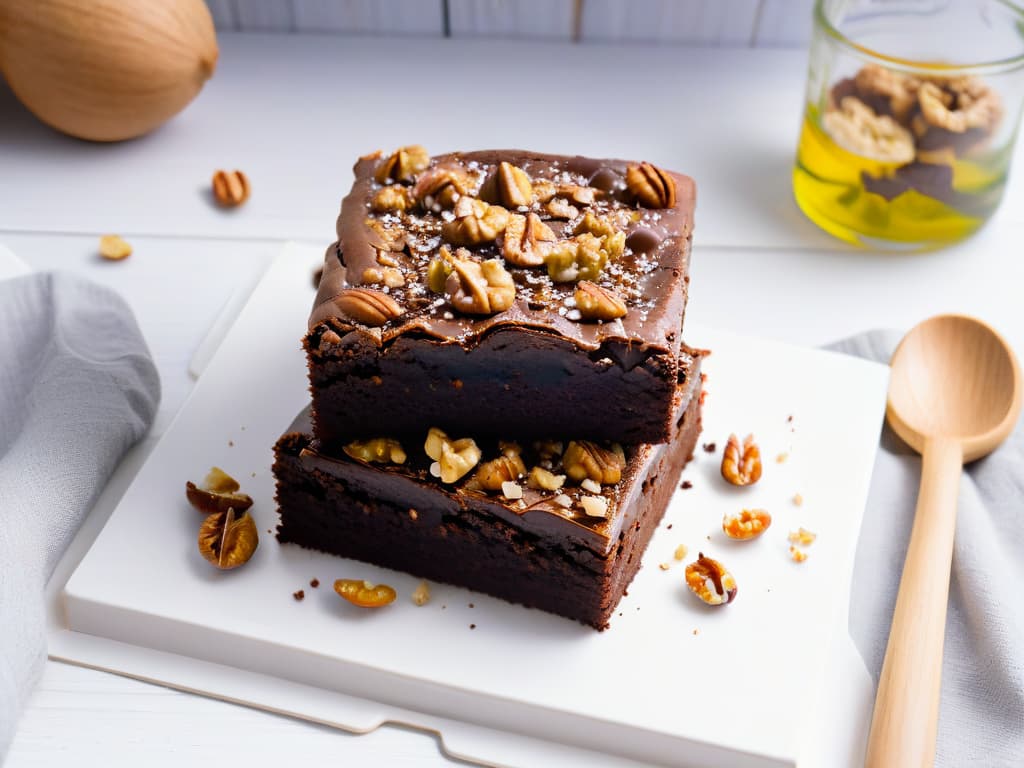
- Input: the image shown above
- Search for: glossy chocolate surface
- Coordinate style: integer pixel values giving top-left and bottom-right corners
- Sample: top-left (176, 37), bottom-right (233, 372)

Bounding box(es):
top-left (310, 149), bottom-right (696, 359)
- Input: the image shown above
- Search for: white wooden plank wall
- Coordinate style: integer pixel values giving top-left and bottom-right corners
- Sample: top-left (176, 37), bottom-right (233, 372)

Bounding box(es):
top-left (208, 0), bottom-right (815, 47)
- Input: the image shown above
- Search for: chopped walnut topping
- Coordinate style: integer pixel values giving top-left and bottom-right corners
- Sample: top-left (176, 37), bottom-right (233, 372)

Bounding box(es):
top-left (424, 427), bottom-right (481, 483)
top-left (532, 179), bottom-right (557, 203)
top-left (474, 453), bottom-right (526, 491)
top-left (413, 165), bottom-right (473, 210)
top-left (381, 267), bottom-right (405, 288)
top-left (563, 440), bottom-right (625, 485)
top-left (427, 250), bottom-right (454, 293)
top-left (479, 161), bottom-right (533, 207)
top-left (526, 466), bottom-right (565, 491)
top-left (580, 478), bottom-right (602, 494)
top-left (442, 197), bottom-right (511, 246)
top-left (444, 249), bottom-right (516, 315)
top-left (626, 162), bottom-right (676, 208)
top-left (501, 481), bottom-right (524, 500)
top-left (372, 185), bottom-right (413, 213)
top-left (544, 232), bottom-right (623, 283)
top-left (362, 267), bottom-right (384, 284)
top-left (332, 287), bottom-right (404, 327)
top-left (544, 198), bottom-right (578, 220)
top-left (375, 145), bottom-right (430, 184)
top-left (553, 493), bottom-right (573, 508)
top-left (579, 494), bottom-right (609, 518)
top-left (501, 212), bottom-right (557, 267)
top-left (557, 184), bottom-right (597, 206)
top-left (343, 437), bottom-right (407, 465)
top-left (574, 281), bottom-right (627, 322)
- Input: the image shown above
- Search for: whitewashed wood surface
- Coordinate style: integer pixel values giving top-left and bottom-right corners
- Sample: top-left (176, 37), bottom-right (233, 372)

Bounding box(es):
top-left (206, 0), bottom-right (819, 46)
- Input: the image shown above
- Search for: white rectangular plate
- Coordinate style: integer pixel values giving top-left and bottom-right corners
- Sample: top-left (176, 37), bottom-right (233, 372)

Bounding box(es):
top-left (61, 243), bottom-right (888, 768)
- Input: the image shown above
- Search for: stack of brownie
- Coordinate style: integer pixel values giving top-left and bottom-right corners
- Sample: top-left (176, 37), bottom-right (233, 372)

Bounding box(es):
top-left (273, 148), bottom-right (703, 629)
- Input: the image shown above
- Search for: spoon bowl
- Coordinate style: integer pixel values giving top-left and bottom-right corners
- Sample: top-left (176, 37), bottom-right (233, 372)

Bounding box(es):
top-left (866, 314), bottom-right (1021, 768)
top-left (887, 314), bottom-right (1021, 461)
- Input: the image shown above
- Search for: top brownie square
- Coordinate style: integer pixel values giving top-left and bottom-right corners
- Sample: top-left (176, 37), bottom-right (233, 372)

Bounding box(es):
top-left (307, 147), bottom-right (696, 446)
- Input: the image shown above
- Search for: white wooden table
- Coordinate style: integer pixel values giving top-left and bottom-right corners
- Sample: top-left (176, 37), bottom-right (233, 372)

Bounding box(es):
top-left (3, 32), bottom-right (1022, 767)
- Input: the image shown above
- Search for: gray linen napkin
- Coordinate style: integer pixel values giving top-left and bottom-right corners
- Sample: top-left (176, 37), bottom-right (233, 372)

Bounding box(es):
top-left (834, 330), bottom-right (1024, 768)
top-left (0, 272), bottom-right (159, 759)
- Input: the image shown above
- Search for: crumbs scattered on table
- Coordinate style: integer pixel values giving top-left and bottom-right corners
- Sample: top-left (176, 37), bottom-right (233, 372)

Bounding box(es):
top-left (411, 580), bottom-right (431, 606)
top-left (702, 442), bottom-right (716, 453)
top-left (692, 628), bottom-right (699, 636)
top-left (658, 562), bottom-right (670, 571)
top-left (680, 480), bottom-right (692, 490)
top-left (310, 578), bottom-right (320, 588)
top-left (789, 546), bottom-right (809, 563)
top-left (793, 493), bottom-right (804, 507)
top-left (787, 414), bottom-right (794, 423)
top-left (673, 544), bottom-right (688, 561)
top-left (293, 590), bottom-right (305, 601)
top-left (776, 452), bottom-right (789, 463)
top-left (228, 440), bottom-right (234, 447)
top-left (469, 623), bottom-right (476, 630)
top-left (468, 602), bottom-right (474, 609)
top-left (788, 527), bottom-right (816, 546)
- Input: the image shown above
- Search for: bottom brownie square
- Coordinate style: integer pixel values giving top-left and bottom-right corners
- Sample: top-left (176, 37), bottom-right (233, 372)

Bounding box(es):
top-left (273, 364), bottom-right (702, 630)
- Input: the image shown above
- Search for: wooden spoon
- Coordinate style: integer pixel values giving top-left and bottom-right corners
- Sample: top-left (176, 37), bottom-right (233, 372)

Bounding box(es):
top-left (865, 315), bottom-right (1022, 768)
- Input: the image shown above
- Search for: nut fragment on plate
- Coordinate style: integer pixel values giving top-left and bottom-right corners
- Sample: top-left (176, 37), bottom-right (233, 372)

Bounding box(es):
top-left (185, 466), bottom-right (254, 515)
top-left (721, 433), bottom-right (762, 487)
top-left (442, 197), bottom-right (511, 246)
top-left (444, 249), bottom-right (516, 316)
top-left (790, 546), bottom-right (809, 563)
top-left (723, 509), bottom-right (772, 540)
top-left (343, 437), bottom-right (407, 465)
top-left (479, 161), bottom-right (533, 207)
top-left (574, 281), bottom-right (627, 322)
top-left (211, 169), bottom-right (250, 207)
top-left (501, 212), bottom-right (557, 267)
top-left (788, 527), bottom-right (817, 546)
top-left (685, 553), bottom-right (737, 606)
top-left (331, 287), bottom-right (403, 327)
top-left (197, 508), bottom-right (259, 570)
top-left (334, 578), bottom-right (397, 608)
top-left (424, 427), bottom-right (482, 483)
top-left (374, 145), bottom-right (430, 184)
top-left (411, 580), bottom-right (431, 606)
top-left (563, 440), bottom-right (626, 485)
top-left (673, 544), bottom-right (688, 561)
top-left (823, 97), bottom-right (915, 164)
top-left (626, 162), bottom-right (676, 209)
top-left (98, 234), bottom-right (132, 261)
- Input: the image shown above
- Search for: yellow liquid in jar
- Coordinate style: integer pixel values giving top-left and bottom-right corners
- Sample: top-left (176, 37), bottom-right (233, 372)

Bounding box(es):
top-left (793, 106), bottom-right (1010, 249)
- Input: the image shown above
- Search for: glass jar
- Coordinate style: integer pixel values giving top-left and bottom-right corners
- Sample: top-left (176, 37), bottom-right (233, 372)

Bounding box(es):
top-left (793, 0), bottom-right (1024, 249)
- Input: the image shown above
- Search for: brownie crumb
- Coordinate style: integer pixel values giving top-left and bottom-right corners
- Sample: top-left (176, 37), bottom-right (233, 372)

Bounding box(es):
top-left (310, 578), bottom-right (320, 588)
top-left (293, 590), bottom-right (305, 601)
top-left (452, 379), bottom-right (463, 390)
top-left (666, 523), bottom-right (674, 530)
top-left (787, 414), bottom-right (794, 423)
top-left (469, 623), bottom-right (476, 630)
top-left (680, 480), bottom-right (692, 490)
top-left (468, 603), bottom-right (474, 609)
top-left (408, 508), bottom-right (418, 521)
top-left (692, 628), bottom-right (699, 636)
top-left (228, 440), bottom-right (234, 447)
top-left (702, 442), bottom-right (716, 453)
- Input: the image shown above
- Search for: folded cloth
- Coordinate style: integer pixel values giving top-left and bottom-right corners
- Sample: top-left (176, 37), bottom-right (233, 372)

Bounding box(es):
top-left (835, 330), bottom-right (1024, 768)
top-left (0, 272), bottom-right (159, 759)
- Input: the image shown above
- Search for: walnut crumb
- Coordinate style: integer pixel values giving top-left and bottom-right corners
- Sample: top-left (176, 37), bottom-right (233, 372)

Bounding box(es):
top-left (793, 493), bottom-right (804, 507)
top-left (408, 508), bottom-right (419, 520)
top-left (501, 480), bottom-right (523, 500)
top-left (658, 562), bottom-right (670, 571)
top-left (673, 544), bottom-right (688, 561)
top-left (790, 546), bottom-right (809, 563)
top-left (580, 478), bottom-right (602, 494)
top-left (702, 442), bottom-right (716, 453)
top-left (411, 580), bottom-right (431, 606)
top-left (293, 590), bottom-right (305, 601)
top-left (310, 579), bottom-right (320, 588)
top-left (788, 527), bottom-right (817, 546)
top-left (680, 480), bottom-right (693, 490)
top-left (776, 452), bottom-right (789, 464)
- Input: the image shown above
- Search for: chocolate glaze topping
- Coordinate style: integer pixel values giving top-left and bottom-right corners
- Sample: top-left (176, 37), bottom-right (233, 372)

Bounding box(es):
top-left (310, 149), bottom-right (696, 359)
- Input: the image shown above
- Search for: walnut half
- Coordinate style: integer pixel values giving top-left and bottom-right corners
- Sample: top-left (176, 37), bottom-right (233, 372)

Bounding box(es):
top-left (444, 249), bottom-right (516, 316)
top-left (424, 427), bottom-right (482, 483)
top-left (442, 197), bottom-right (510, 246)
top-left (501, 212), bottom-right (557, 267)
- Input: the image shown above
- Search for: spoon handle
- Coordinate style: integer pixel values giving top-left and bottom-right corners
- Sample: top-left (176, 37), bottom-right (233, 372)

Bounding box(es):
top-left (865, 437), bottom-right (962, 768)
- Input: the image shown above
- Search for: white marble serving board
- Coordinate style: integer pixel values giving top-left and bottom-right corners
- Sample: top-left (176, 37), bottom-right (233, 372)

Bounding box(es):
top-left (56, 242), bottom-right (888, 768)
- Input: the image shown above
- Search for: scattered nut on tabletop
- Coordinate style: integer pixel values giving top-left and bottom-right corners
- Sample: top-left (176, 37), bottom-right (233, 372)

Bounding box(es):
top-left (411, 580), bottom-right (431, 606)
top-left (721, 433), bottom-right (762, 486)
top-left (211, 169), bottom-right (250, 207)
top-left (197, 508), bottom-right (258, 570)
top-left (723, 509), bottom-right (772, 540)
top-left (685, 553), bottom-right (737, 606)
top-left (185, 466), bottom-right (253, 514)
top-left (98, 234), bottom-right (132, 261)
top-left (334, 578), bottom-right (397, 608)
